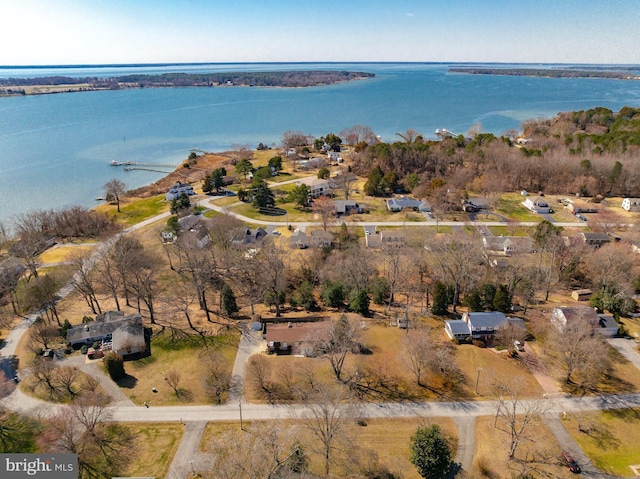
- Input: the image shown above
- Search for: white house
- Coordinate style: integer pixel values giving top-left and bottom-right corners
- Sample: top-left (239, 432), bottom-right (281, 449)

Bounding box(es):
top-left (622, 198), bottom-right (640, 211)
top-left (327, 151), bottom-right (341, 163)
top-left (298, 177), bottom-right (331, 198)
top-left (523, 197), bottom-right (552, 214)
top-left (166, 181), bottom-right (195, 201)
top-left (550, 306), bottom-right (619, 337)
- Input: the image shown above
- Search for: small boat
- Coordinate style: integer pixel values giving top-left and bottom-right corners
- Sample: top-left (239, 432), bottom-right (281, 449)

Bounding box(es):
top-left (95, 196), bottom-right (105, 201)
top-left (109, 160), bottom-right (120, 166)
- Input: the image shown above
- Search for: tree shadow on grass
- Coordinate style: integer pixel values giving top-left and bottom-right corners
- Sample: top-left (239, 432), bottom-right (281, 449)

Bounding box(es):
top-left (258, 206), bottom-right (287, 216)
top-left (175, 388), bottom-right (194, 402)
top-left (116, 374), bottom-right (138, 389)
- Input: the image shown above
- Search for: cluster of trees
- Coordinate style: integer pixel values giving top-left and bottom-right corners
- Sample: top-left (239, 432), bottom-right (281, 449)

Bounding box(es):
top-left (344, 107), bottom-right (640, 204)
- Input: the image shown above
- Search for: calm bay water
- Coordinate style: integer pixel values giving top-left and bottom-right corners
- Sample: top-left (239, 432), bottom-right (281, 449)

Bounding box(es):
top-left (1, 62), bottom-right (640, 225)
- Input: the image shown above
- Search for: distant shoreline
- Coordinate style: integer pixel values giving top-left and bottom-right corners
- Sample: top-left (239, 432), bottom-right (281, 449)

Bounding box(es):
top-left (0, 70), bottom-right (375, 97)
top-left (449, 67), bottom-right (640, 80)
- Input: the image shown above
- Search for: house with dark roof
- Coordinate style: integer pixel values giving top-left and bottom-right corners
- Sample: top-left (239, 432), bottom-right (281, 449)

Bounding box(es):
top-left (232, 227), bottom-right (267, 245)
top-left (66, 312), bottom-right (149, 358)
top-left (264, 320), bottom-right (331, 356)
top-left (386, 196), bottom-right (431, 212)
top-left (523, 197), bottom-right (552, 214)
top-left (483, 236), bottom-right (534, 256)
top-left (579, 232), bottom-right (611, 248)
top-left (445, 311), bottom-right (524, 341)
top-left (551, 306), bottom-right (619, 337)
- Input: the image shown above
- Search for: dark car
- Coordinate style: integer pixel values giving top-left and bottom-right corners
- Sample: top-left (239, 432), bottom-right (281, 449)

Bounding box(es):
top-left (562, 452), bottom-right (581, 474)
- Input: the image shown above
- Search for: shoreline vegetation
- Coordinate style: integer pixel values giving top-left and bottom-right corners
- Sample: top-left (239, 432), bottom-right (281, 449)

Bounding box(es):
top-left (449, 66), bottom-right (640, 80)
top-left (0, 70), bottom-right (375, 96)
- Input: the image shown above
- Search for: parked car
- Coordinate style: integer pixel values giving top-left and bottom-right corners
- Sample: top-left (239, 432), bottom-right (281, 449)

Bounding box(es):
top-left (514, 340), bottom-right (525, 352)
top-left (87, 348), bottom-right (104, 360)
top-left (562, 452), bottom-right (581, 474)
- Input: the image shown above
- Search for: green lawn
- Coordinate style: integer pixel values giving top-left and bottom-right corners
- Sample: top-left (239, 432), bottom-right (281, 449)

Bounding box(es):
top-left (103, 194), bottom-right (169, 226)
top-left (496, 193), bottom-right (543, 222)
top-left (565, 409), bottom-right (640, 477)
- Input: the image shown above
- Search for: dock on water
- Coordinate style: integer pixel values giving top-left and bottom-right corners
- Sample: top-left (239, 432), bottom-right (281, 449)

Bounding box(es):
top-left (109, 160), bottom-right (177, 171)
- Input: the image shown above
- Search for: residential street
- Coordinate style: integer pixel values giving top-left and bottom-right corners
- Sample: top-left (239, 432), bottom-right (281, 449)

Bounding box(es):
top-left (1, 191), bottom-right (638, 478)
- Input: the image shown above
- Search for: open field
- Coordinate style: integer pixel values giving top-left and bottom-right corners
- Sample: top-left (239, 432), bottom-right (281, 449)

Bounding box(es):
top-left (564, 409), bottom-right (640, 477)
top-left (119, 330), bottom-right (239, 406)
top-left (473, 415), bottom-right (573, 478)
top-left (121, 423), bottom-right (184, 478)
top-left (200, 417), bottom-right (456, 479)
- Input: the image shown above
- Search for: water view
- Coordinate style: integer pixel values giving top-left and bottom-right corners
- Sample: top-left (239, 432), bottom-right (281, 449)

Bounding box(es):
top-left (1, 62), bottom-right (639, 224)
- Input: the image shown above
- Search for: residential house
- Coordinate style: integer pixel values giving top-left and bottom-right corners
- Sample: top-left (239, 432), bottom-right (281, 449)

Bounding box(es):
top-left (483, 236), bottom-right (534, 256)
top-left (386, 196), bottom-right (431, 212)
top-left (66, 312), bottom-right (149, 358)
top-left (622, 198), bottom-right (640, 211)
top-left (232, 227), bottom-right (267, 245)
top-left (445, 311), bottom-right (523, 341)
top-left (550, 306), bottom-right (619, 337)
top-left (297, 157), bottom-right (327, 170)
top-left (465, 197), bottom-right (489, 211)
top-left (327, 151), bottom-right (341, 163)
top-left (298, 177), bottom-right (332, 198)
top-left (566, 200), bottom-right (598, 215)
top-left (580, 232), bottom-right (611, 248)
top-left (178, 214), bottom-right (210, 248)
top-left (166, 181), bottom-right (195, 201)
top-left (290, 230), bottom-right (308, 249)
top-left (334, 200), bottom-right (361, 215)
top-left (571, 289), bottom-right (593, 301)
top-left (264, 320), bottom-right (331, 356)
top-left (310, 230), bottom-right (333, 248)
top-left (523, 197), bottom-right (552, 214)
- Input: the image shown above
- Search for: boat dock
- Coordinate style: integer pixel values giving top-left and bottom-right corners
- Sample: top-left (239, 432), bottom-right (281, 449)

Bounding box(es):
top-left (110, 160), bottom-right (177, 170)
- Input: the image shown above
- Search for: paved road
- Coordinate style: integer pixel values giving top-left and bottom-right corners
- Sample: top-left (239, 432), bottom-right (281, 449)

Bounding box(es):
top-left (608, 338), bottom-right (640, 370)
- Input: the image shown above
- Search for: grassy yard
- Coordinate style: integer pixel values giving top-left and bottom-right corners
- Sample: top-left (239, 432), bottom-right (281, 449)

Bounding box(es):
top-left (473, 415), bottom-right (571, 478)
top-left (39, 244), bottom-right (96, 264)
top-left (564, 409), bottom-right (640, 477)
top-left (496, 193), bottom-right (542, 222)
top-left (96, 194), bottom-right (170, 226)
top-left (120, 423), bottom-right (184, 478)
top-left (201, 417), bottom-right (456, 479)
top-left (120, 330), bottom-right (240, 406)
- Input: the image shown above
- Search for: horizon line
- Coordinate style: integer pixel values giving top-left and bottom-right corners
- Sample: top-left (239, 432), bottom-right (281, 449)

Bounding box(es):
top-left (2, 61), bottom-right (640, 69)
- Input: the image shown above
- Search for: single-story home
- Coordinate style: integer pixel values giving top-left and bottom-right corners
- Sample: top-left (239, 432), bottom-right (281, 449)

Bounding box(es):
top-left (571, 289), bottom-right (593, 301)
top-left (580, 232), bottom-right (611, 248)
top-left (66, 312), bottom-right (149, 358)
top-left (334, 200), bottom-right (361, 215)
top-left (483, 236), bottom-right (534, 256)
top-left (166, 181), bottom-right (195, 201)
top-left (310, 230), bottom-right (333, 248)
top-left (550, 306), bottom-right (619, 337)
top-left (523, 197), bottom-right (552, 214)
top-left (232, 227), bottom-right (267, 245)
top-left (622, 198), bottom-right (640, 211)
top-left (566, 200), bottom-right (598, 215)
top-left (445, 311), bottom-right (524, 341)
top-left (264, 320), bottom-right (331, 356)
top-left (290, 230), bottom-right (308, 249)
top-left (386, 196), bottom-right (431, 212)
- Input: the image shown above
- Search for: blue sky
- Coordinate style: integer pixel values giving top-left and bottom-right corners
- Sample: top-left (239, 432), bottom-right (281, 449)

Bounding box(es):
top-left (2, 0), bottom-right (639, 65)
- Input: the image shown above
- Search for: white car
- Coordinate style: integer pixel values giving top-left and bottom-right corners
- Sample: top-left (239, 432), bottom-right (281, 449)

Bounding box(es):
top-left (272, 230), bottom-right (281, 236)
top-left (514, 340), bottom-right (524, 352)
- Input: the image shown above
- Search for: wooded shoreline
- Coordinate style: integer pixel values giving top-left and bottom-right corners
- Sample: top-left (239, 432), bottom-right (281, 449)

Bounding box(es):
top-left (449, 67), bottom-right (640, 80)
top-left (0, 70), bottom-right (375, 97)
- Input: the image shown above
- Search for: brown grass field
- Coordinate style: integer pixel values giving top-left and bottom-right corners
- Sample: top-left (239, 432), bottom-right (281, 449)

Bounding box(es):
top-left (120, 423), bottom-right (184, 478)
top-left (473, 415), bottom-right (573, 478)
top-left (200, 417), bottom-right (456, 479)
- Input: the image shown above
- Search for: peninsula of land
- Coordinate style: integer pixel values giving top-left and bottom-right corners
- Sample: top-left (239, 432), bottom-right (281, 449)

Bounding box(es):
top-left (449, 66), bottom-right (640, 80)
top-left (0, 70), bottom-right (375, 96)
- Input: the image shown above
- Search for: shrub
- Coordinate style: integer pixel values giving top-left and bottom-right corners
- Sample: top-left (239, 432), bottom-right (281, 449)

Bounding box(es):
top-left (103, 352), bottom-right (125, 381)
top-left (80, 345), bottom-right (89, 355)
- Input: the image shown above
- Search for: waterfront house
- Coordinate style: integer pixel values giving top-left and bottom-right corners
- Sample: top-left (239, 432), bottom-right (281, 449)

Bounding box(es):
top-left (166, 181), bottom-right (195, 201)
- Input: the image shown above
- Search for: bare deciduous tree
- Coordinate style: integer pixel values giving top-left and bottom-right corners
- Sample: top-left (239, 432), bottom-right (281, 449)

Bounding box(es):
top-left (403, 328), bottom-right (433, 387)
top-left (314, 315), bottom-right (360, 382)
top-left (69, 253), bottom-right (102, 315)
top-left (202, 351), bottom-right (230, 404)
top-left (492, 378), bottom-right (551, 459)
top-left (165, 369), bottom-right (182, 397)
top-left (104, 179), bottom-right (127, 213)
top-left (312, 196), bottom-right (336, 231)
